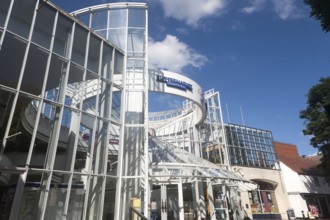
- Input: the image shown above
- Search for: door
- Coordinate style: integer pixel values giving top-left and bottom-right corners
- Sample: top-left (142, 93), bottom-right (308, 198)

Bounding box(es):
top-left (166, 184), bottom-right (179, 220)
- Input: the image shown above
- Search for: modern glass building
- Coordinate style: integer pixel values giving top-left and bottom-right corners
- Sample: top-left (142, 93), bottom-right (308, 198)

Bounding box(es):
top-left (225, 124), bottom-right (278, 169)
top-left (224, 124), bottom-right (287, 219)
top-left (0, 0), bottom-right (257, 220)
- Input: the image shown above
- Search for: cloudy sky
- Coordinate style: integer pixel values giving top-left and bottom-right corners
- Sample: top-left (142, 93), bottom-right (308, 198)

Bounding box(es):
top-left (52, 0), bottom-right (330, 156)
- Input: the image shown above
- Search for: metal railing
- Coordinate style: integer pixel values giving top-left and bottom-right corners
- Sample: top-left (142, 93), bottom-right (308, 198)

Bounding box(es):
top-left (129, 206), bottom-right (149, 220)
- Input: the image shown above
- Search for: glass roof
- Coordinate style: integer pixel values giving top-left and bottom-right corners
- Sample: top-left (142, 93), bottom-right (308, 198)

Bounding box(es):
top-left (149, 137), bottom-right (257, 191)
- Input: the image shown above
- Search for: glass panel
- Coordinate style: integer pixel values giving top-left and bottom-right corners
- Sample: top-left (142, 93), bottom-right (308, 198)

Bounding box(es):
top-left (167, 184), bottom-right (180, 219)
top-left (108, 125), bottom-right (119, 175)
top-left (87, 35), bottom-right (101, 74)
top-left (109, 9), bottom-right (127, 28)
top-left (128, 8), bottom-right (145, 28)
top-left (44, 173), bottom-right (71, 220)
top-left (53, 107), bottom-right (80, 171)
top-left (76, 13), bottom-right (90, 28)
top-left (92, 118), bottom-right (109, 174)
top-left (99, 78), bottom-right (111, 119)
top-left (2, 94), bottom-right (34, 165)
top-left (71, 26), bottom-right (88, 66)
top-left (95, 29), bottom-right (107, 39)
top-left (183, 183), bottom-right (194, 217)
top-left (127, 29), bottom-right (145, 55)
top-left (0, 33), bottom-right (27, 90)
top-left (103, 177), bottom-right (117, 219)
top-left (91, 10), bottom-right (107, 30)
top-left (0, 173), bottom-right (21, 219)
top-left (67, 64), bottom-right (84, 108)
top-left (53, 15), bottom-right (73, 57)
top-left (67, 174), bottom-right (86, 219)
top-left (21, 44), bottom-right (48, 96)
top-left (0, 89), bottom-right (15, 141)
top-left (32, 4), bottom-right (56, 49)
top-left (114, 51), bottom-right (123, 75)
top-left (30, 101), bottom-right (60, 168)
top-left (7, 0), bottom-right (36, 38)
top-left (101, 45), bottom-right (113, 80)
top-left (44, 55), bottom-right (68, 100)
top-left (82, 71), bottom-right (99, 113)
top-left (75, 112), bottom-right (96, 172)
top-left (108, 28), bottom-right (127, 51)
top-left (0, 0), bottom-right (11, 27)
top-left (86, 176), bottom-right (104, 219)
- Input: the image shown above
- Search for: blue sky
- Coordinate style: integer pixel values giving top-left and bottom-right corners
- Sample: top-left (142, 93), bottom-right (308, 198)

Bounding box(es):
top-left (52, 0), bottom-right (330, 156)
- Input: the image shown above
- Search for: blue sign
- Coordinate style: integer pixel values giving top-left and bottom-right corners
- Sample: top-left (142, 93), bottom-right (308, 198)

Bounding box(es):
top-left (156, 75), bottom-right (192, 92)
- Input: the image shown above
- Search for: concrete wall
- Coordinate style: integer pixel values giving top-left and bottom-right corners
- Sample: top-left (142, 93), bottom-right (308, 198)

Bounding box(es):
top-left (233, 166), bottom-right (291, 220)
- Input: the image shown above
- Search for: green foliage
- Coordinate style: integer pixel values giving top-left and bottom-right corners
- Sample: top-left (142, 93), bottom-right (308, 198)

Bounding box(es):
top-left (300, 77), bottom-right (330, 183)
top-left (304, 0), bottom-right (330, 32)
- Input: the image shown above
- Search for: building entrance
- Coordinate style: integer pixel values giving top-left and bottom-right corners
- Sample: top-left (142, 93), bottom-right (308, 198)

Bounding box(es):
top-left (151, 184), bottom-right (181, 220)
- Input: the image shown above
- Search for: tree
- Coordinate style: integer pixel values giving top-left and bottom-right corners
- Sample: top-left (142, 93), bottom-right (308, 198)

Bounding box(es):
top-left (304, 0), bottom-right (330, 32)
top-left (300, 77), bottom-right (330, 183)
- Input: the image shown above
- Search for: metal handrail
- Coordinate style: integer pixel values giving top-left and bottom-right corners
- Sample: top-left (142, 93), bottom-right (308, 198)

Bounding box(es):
top-left (129, 206), bottom-right (149, 220)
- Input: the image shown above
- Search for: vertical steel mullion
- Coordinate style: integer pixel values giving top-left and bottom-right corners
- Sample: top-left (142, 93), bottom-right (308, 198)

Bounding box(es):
top-left (219, 93), bottom-right (230, 168)
top-left (114, 7), bottom-right (129, 220)
top-left (81, 31), bottom-right (91, 220)
top-left (143, 6), bottom-right (149, 216)
top-left (94, 41), bottom-right (104, 174)
top-left (38, 21), bottom-right (76, 220)
top-left (106, 9), bottom-right (110, 40)
top-left (62, 27), bottom-right (91, 219)
top-left (198, 125), bottom-right (203, 158)
top-left (96, 41), bottom-right (106, 220)
top-left (83, 38), bottom-right (102, 220)
top-left (98, 45), bottom-right (115, 218)
top-left (100, 48), bottom-right (115, 176)
top-left (0, 0), bottom-right (15, 50)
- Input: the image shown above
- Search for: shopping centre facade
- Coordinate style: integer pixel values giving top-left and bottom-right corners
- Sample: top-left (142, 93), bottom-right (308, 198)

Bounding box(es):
top-left (0, 0), bottom-right (305, 220)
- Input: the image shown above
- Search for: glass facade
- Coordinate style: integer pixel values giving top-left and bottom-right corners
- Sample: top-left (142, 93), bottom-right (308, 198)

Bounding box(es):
top-left (225, 124), bottom-right (278, 169)
top-left (0, 0), bottom-right (124, 219)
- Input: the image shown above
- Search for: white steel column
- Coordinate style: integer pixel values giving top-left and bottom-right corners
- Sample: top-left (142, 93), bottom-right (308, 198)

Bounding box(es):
top-left (143, 6), bottom-right (149, 216)
top-left (161, 184), bottom-right (168, 220)
top-left (207, 178), bottom-right (216, 220)
top-left (178, 180), bottom-right (185, 220)
top-left (192, 181), bottom-right (202, 220)
top-left (218, 93), bottom-right (231, 168)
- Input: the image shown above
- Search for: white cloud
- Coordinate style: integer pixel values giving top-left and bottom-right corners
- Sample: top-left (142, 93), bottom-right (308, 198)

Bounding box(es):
top-left (158, 0), bottom-right (227, 27)
top-left (270, 0), bottom-right (304, 19)
top-left (148, 35), bottom-right (208, 72)
top-left (241, 0), bottom-right (304, 19)
top-left (241, 0), bottom-right (266, 14)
